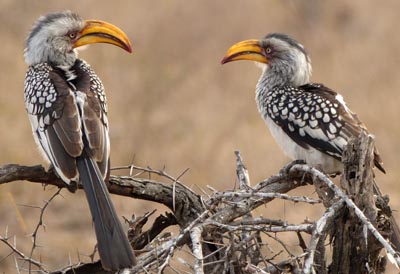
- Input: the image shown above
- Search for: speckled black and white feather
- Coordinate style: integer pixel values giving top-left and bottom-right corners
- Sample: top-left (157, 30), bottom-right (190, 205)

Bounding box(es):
top-left (254, 33), bottom-right (384, 174)
top-left (25, 63), bottom-right (60, 126)
top-left (24, 59), bottom-right (109, 182)
top-left (23, 11), bottom-right (135, 270)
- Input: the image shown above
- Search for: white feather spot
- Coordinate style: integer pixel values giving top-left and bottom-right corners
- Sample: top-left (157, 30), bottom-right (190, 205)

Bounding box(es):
top-left (43, 114), bottom-right (50, 125)
top-left (329, 124), bottom-right (337, 134)
top-left (309, 119), bottom-right (318, 128)
top-left (28, 103), bottom-right (34, 113)
top-left (322, 114), bottom-right (330, 123)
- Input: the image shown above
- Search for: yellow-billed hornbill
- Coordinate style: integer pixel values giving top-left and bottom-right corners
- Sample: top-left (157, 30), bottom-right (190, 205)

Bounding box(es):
top-left (24, 11), bottom-right (135, 270)
top-left (221, 33), bottom-right (400, 250)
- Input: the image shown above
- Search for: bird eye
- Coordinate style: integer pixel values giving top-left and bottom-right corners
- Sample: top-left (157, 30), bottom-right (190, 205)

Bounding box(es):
top-left (265, 47), bottom-right (272, 54)
top-left (68, 32), bottom-right (76, 39)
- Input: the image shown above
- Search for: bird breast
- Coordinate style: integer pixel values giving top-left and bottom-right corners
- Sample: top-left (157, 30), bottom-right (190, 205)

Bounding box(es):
top-left (264, 114), bottom-right (343, 174)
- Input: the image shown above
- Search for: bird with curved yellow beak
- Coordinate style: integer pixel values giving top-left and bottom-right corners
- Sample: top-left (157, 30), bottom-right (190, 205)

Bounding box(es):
top-left (24, 11), bottom-right (135, 271)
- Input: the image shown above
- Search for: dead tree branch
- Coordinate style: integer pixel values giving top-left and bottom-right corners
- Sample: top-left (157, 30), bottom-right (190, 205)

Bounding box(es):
top-left (1, 132), bottom-right (399, 273)
top-left (28, 188), bottom-right (62, 273)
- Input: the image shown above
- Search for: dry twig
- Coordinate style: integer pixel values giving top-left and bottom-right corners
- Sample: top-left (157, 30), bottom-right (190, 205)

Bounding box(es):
top-left (1, 133), bottom-right (398, 273)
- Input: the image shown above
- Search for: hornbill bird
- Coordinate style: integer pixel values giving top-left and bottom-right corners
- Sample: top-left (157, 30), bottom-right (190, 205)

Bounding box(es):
top-left (221, 33), bottom-right (400, 251)
top-left (24, 11), bottom-right (135, 270)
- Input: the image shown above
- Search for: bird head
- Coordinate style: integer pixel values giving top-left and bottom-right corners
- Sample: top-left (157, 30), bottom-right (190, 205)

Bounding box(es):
top-left (221, 33), bottom-right (312, 86)
top-left (24, 11), bottom-right (132, 67)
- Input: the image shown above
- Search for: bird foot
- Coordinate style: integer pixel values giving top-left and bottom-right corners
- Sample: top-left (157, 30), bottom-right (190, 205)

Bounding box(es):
top-left (279, 159), bottom-right (306, 178)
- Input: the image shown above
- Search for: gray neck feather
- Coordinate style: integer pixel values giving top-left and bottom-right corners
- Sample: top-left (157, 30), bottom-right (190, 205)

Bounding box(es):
top-left (255, 40), bottom-right (312, 117)
top-left (24, 38), bottom-right (78, 67)
top-left (256, 47), bottom-right (312, 97)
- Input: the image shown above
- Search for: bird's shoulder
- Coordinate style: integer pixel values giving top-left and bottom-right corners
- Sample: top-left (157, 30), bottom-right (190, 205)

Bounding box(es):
top-left (25, 62), bottom-right (81, 131)
top-left (299, 83), bottom-right (337, 97)
top-left (298, 82), bottom-right (366, 131)
top-left (76, 59), bottom-right (107, 107)
top-left (271, 82), bottom-right (355, 121)
top-left (266, 83), bottom-right (363, 159)
top-left (24, 63), bottom-right (60, 117)
top-left (75, 59), bottom-right (109, 127)
top-left (76, 59), bottom-right (105, 92)
top-left (24, 63), bottom-right (55, 100)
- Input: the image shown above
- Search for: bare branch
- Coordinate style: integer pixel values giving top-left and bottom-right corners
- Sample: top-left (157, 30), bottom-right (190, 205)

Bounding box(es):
top-left (0, 235), bottom-right (44, 270)
top-left (291, 164), bottom-right (400, 268)
top-left (205, 221), bottom-right (314, 234)
top-left (28, 188), bottom-right (62, 273)
top-left (235, 150), bottom-right (251, 189)
top-left (2, 135), bottom-right (398, 274)
top-left (190, 226), bottom-right (204, 274)
top-left (303, 199), bottom-right (345, 274)
top-left (213, 191), bottom-right (320, 204)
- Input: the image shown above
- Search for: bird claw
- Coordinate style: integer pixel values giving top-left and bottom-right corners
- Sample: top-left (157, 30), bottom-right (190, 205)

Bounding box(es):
top-left (279, 159), bottom-right (306, 178)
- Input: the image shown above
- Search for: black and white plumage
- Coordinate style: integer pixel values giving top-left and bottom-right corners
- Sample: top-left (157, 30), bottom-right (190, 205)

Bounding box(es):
top-left (24, 11), bottom-right (134, 271)
top-left (221, 33), bottom-right (384, 174)
top-left (221, 33), bottom-right (400, 251)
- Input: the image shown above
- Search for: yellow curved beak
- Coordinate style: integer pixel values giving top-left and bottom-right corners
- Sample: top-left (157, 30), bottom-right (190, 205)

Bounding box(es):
top-left (221, 39), bottom-right (267, 64)
top-left (73, 20), bottom-right (132, 53)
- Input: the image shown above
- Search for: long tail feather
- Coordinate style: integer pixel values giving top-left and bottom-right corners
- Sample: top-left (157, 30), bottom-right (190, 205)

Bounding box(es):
top-left (77, 155), bottom-right (136, 270)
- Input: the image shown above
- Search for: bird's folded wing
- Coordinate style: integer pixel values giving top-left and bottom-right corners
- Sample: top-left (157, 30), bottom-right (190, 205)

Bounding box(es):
top-left (24, 64), bottom-right (83, 181)
top-left (76, 60), bottom-right (110, 178)
top-left (268, 83), bottom-right (364, 161)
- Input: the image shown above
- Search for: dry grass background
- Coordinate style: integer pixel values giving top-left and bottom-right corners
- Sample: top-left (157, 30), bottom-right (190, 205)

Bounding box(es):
top-left (1, 0), bottom-right (400, 273)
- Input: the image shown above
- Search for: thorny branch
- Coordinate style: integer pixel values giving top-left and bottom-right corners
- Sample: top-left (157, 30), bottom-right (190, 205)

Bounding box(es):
top-left (0, 234), bottom-right (44, 270)
top-left (28, 188), bottom-right (62, 273)
top-left (1, 133), bottom-right (399, 273)
top-left (0, 188), bottom-right (62, 273)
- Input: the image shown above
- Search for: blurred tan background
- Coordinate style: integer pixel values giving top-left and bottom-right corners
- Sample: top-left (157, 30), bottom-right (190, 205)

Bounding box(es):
top-left (1, 0), bottom-right (400, 273)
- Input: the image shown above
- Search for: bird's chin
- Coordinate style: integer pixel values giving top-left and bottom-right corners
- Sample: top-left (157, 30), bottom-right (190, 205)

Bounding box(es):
top-left (254, 61), bottom-right (268, 72)
top-left (75, 45), bottom-right (89, 52)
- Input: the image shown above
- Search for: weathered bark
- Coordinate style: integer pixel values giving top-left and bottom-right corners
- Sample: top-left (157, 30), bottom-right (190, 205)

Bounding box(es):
top-left (1, 134), bottom-right (399, 274)
top-left (330, 132), bottom-right (384, 274)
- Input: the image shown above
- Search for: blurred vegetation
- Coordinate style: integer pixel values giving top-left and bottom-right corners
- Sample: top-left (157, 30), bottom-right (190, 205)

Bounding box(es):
top-left (1, 0), bottom-right (400, 272)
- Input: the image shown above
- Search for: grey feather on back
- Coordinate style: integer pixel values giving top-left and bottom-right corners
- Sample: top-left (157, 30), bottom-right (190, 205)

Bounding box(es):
top-left (76, 60), bottom-right (109, 178)
top-left (43, 126), bottom-right (79, 180)
top-left (49, 70), bottom-right (84, 157)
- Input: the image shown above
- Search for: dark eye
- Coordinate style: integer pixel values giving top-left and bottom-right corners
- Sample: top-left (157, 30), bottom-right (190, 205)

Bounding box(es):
top-left (68, 32), bottom-right (76, 39)
top-left (265, 47), bottom-right (272, 54)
